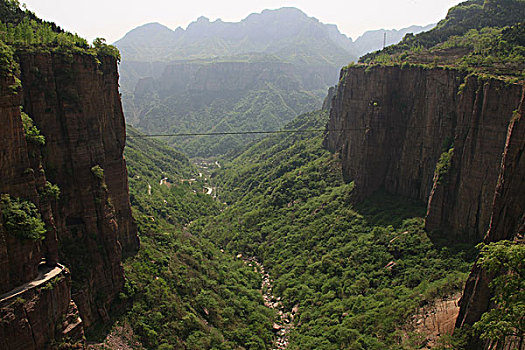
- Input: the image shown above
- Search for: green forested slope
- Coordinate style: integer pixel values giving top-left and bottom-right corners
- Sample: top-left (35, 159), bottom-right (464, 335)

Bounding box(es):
top-left (190, 111), bottom-right (474, 349)
top-left (360, 0), bottom-right (525, 79)
top-left (118, 128), bottom-right (275, 349)
top-left (127, 78), bottom-right (322, 157)
top-left (361, 0), bottom-right (525, 61)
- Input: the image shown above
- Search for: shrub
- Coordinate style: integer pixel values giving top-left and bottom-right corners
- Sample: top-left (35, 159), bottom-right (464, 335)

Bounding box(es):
top-left (0, 194), bottom-right (46, 240)
top-left (434, 147), bottom-right (454, 184)
top-left (93, 37), bottom-right (121, 62)
top-left (21, 111), bottom-right (45, 146)
top-left (90, 165), bottom-right (104, 180)
top-left (40, 181), bottom-right (60, 200)
top-left (473, 241), bottom-right (525, 344)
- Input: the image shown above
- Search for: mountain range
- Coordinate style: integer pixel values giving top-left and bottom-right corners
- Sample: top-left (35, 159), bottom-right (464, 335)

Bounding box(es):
top-left (115, 8), bottom-right (434, 65)
top-left (114, 8), bottom-right (434, 157)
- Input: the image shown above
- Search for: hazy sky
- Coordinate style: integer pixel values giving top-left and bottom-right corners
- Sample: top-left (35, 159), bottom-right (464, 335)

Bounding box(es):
top-left (22, 0), bottom-right (464, 43)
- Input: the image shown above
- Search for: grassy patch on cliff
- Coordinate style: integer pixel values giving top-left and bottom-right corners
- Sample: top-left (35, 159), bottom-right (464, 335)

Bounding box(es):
top-left (191, 110), bottom-right (474, 349)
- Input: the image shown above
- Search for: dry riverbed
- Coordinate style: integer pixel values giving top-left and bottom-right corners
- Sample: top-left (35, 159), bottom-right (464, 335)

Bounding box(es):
top-left (241, 256), bottom-right (298, 350)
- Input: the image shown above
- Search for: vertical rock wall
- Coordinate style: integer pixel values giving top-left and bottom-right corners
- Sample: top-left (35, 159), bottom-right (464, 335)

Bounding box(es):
top-left (19, 52), bottom-right (138, 327)
top-left (324, 65), bottom-right (524, 345)
top-left (324, 65), bottom-right (523, 241)
top-left (0, 51), bottom-right (138, 348)
top-left (455, 86), bottom-right (525, 348)
top-left (0, 73), bottom-right (48, 293)
top-left (425, 75), bottom-right (523, 241)
top-left (0, 69), bottom-right (80, 348)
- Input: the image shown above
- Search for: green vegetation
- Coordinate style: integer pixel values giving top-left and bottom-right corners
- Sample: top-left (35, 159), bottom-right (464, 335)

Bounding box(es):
top-left (360, 1), bottom-right (525, 79)
top-left (93, 37), bottom-right (120, 62)
top-left (118, 128), bottom-right (275, 349)
top-left (126, 127), bottom-right (221, 225)
top-left (0, 38), bottom-right (17, 74)
top-left (0, 0), bottom-right (120, 61)
top-left (0, 193), bottom-right (46, 240)
top-left (39, 181), bottom-right (60, 201)
top-left (123, 226), bottom-right (274, 349)
top-left (361, 0), bottom-right (525, 62)
top-left (90, 165), bottom-right (105, 181)
top-left (190, 110), bottom-right (473, 349)
top-left (127, 75), bottom-right (323, 158)
top-left (21, 110), bottom-right (45, 146)
top-left (473, 241), bottom-right (524, 345)
top-left (434, 147), bottom-right (454, 184)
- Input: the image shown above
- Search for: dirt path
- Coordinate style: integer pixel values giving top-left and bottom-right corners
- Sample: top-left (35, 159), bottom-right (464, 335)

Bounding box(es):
top-left (0, 263), bottom-right (64, 302)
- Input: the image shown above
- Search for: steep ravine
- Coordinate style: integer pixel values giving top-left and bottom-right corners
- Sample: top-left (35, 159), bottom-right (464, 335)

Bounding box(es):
top-left (324, 65), bottom-right (524, 347)
top-left (0, 52), bottom-right (137, 348)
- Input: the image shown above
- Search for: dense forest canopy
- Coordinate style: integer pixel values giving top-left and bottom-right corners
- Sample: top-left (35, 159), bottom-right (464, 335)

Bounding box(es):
top-left (119, 128), bottom-right (275, 349)
top-left (188, 110), bottom-right (475, 349)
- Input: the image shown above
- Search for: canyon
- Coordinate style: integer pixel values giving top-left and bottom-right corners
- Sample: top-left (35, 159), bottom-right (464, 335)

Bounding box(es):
top-left (1, 1), bottom-right (523, 348)
top-left (2, 49), bottom-right (523, 350)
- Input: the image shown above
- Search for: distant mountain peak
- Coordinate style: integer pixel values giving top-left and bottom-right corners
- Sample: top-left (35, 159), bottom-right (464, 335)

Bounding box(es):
top-left (114, 7), bottom-right (358, 63)
top-left (261, 7), bottom-right (307, 15)
top-left (118, 22), bottom-right (175, 43)
top-left (196, 16), bottom-right (210, 23)
top-left (132, 22), bottom-right (172, 32)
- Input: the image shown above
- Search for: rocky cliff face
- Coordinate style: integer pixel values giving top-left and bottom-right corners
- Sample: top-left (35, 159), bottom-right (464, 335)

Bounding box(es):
top-left (0, 73), bottom-right (45, 294)
top-left (324, 65), bottom-right (522, 241)
top-left (0, 51), bottom-right (137, 348)
top-left (455, 86), bottom-right (525, 349)
top-left (324, 65), bottom-right (524, 343)
top-left (0, 268), bottom-right (83, 350)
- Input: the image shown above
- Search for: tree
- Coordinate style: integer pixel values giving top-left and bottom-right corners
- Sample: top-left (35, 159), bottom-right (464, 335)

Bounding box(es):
top-left (473, 240), bottom-right (525, 347)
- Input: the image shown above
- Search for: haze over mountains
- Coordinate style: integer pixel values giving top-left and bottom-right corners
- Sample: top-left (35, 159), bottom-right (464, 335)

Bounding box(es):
top-left (114, 7), bottom-right (434, 157)
top-left (116, 8), bottom-right (356, 65)
top-left (115, 7), bottom-right (433, 65)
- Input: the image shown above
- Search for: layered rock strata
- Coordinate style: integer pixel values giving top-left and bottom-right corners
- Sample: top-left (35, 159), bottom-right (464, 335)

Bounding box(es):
top-left (324, 65), bottom-right (523, 241)
top-left (1, 51), bottom-right (138, 348)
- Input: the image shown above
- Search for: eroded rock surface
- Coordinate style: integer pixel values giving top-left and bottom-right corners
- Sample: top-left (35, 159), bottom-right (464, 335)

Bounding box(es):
top-left (0, 52), bottom-right (138, 348)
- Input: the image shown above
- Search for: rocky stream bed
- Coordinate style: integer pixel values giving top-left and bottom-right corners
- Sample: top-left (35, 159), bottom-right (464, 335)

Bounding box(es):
top-left (242, 256), bottom-right (298, 350)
